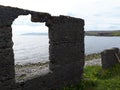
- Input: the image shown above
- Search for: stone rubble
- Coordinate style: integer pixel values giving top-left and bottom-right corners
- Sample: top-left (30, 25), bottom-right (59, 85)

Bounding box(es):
top-left (85, 59), bottom-right (101, 66)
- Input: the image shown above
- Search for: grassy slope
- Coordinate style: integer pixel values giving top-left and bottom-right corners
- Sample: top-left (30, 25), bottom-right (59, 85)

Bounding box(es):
top-left (63, 64), bottom-right (120, 90)
top-left (85, 30), bottom-right (120, 36)
top-left (112, 31), bottom-right (120, 36)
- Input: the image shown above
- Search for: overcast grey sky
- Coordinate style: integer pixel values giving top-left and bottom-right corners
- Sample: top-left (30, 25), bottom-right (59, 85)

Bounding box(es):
top-left (0, 0), bottom-right (120, 33)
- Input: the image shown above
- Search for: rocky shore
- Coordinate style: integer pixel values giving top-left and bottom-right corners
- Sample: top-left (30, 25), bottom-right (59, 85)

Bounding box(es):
top-left (15, 63), bottom-right (50, 82)
top-left (15, 58), bottom-right (102, 82)
top-left (85, 59), bottom-right (101, 66)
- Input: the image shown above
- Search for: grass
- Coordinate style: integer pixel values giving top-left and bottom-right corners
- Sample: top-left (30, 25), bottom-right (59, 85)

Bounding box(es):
top-left (63, 64), bottom-right (120, 90)
top-left (111, 31), bottom-right (120, 36)
top-left (85, 30), bottom-right (120, 36)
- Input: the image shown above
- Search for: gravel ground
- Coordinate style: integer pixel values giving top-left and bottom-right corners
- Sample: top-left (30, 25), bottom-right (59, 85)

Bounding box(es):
top-left (85, 59), bottom-right (101, 66)
top-left (15, 58), bottom-right (102, 82)
top-left (15, 64), bottom-right (50, 82)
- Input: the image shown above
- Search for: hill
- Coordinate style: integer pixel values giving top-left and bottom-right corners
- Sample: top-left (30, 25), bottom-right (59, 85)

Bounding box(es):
top-left (85, 30), bottom-right (120, 36)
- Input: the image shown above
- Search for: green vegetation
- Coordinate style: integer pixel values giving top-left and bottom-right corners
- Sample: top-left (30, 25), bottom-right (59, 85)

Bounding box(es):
top-left (111, 31), bottom-right (120, 36)
top-left (85, 53), bottom-right (101, 61)
top-left (63, 64), bottom-right (120, 90)
top-left (85, 30), bottom-right (120, 36)
top-left (85, 31), bottom-right (99, 36)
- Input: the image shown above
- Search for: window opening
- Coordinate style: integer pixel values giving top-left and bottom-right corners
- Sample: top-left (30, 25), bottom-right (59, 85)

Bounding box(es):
top-left (12, 14), bottom-right (49, 82)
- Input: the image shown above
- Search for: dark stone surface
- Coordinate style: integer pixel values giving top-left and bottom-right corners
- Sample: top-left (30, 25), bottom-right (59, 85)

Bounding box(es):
top-left (0, 48), bottom-right (14, 79)
top-left (46, 15), bottom-right (84, 43)
top-left (48, 15), bottom-right (84, 71)
top-left (31, 12), bottom-right (51, 22)
top-left (101, 48), bottom-right (120, 69)
top-left (0, 5), bottom-right (85, 90)
top-left (0, 27), bottom-right (13, 48)
top-left (0, 5), bottom-right (30, 27)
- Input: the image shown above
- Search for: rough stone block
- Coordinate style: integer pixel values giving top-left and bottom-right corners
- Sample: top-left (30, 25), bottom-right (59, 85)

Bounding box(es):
top-left (48, 16), bottom-right (84, 74)
top-left (47, 15), bottom-right (84, 44)
top-left (0, 27), bottom-right (13, 48)
top-left (0, 48), bottom-right (15, 81)
top-left (49, 43), bottom-right (84, 65)
top-left (31, 12), bottom-right (51, 22)
top-left (0, 5), bottom-right (30, 27)
top-left (101, 48), bottom-right (120, 69)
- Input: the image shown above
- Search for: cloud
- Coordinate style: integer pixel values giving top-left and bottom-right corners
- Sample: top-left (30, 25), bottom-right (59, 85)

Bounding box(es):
top-left (12, 25), bottom-right (48, 35)
top-left (1, 0), bottom-right (120, 30)
top-left (13, 14), bottom-right (44, 26)
top-left (12, 15), bottom-right (48, 35)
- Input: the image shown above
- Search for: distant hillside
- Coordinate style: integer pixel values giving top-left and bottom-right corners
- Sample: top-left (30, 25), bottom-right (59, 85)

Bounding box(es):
top-left (21, 31), bottom-right (120, 36)
top-left (21, 33), bottom-right (48, 36)
top-left (85, 30), bottom-right (120, 36)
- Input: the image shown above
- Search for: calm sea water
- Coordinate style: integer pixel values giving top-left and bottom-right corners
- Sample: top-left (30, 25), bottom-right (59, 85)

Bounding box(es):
top-left (85, 36), bottom-right (120, 54)
top-left (13, 35), bottom-right (49, 64)
top-left (13, 35), bottom-right (120, 64)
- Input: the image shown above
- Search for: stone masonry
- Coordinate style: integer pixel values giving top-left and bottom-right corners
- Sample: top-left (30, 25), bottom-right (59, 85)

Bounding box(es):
top-left (0, 5), bottom-right (84, 90)
top-left (101, 48), bottom-right (120, 69)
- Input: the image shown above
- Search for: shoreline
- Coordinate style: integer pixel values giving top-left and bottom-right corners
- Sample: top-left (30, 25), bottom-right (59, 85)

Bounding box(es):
top-left (15, 62), bottom-right (49, 82)
top-left (15, 53), bottom-right (101, 66)
top-left (15, 53), bottom-right (101, 82)
top-left (85, 30), bottom-right (120, 36)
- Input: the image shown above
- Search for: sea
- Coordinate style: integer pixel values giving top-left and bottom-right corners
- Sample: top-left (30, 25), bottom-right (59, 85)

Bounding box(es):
top-left (13, 35), bottom-right (120, 65)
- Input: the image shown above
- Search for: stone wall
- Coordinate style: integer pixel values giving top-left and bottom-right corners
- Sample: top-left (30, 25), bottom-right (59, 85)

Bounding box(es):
top-left (0, 5), bottom-right (84, 90)
top-left (101, 48), bottom-right (120, 69)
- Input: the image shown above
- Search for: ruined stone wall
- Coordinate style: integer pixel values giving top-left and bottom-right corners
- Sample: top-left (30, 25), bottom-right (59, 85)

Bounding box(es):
top-left (101, 48), bottom-right (120, 69)
top-left (48, 15), bottom-right (84, 84)
top-left (0, 5), bottom-right (84, 90)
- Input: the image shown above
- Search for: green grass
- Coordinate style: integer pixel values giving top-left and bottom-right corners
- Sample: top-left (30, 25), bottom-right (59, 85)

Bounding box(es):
top-left (85, 30), bottom-right (120, 36)
top-left (111, 31), bottom-right (120, 36)
top-left (63, 64), bottom-right (120, 90)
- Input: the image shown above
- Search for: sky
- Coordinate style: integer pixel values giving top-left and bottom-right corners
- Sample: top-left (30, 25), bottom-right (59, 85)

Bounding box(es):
top-left (0, 0), bottom-right (120, 34)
